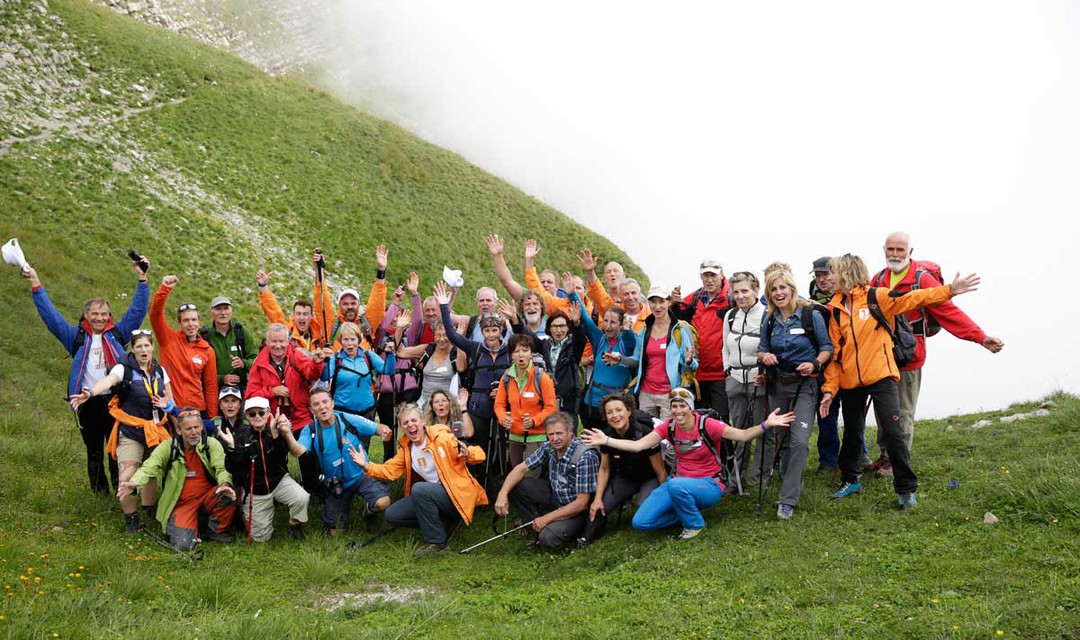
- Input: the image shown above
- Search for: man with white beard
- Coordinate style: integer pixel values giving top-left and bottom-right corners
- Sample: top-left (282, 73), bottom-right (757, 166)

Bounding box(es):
top-left (865, 231), bottom-right (1004, 477)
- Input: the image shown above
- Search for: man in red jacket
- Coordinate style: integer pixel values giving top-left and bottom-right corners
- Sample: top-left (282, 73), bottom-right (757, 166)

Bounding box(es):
top-left (673, 259), bottom-right (733, 421)
top-left (246, 323), bottom-right (326, 432)
top-left (867, 232), bottom-right (1004, 476)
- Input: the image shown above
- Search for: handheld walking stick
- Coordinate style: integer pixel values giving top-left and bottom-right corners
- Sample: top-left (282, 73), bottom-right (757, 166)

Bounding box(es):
top-left (458, 520), bottom-right (535, 554)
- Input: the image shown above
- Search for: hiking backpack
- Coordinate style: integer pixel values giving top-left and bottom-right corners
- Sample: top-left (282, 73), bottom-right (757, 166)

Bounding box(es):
top-left (664, 410), bottom-right (725, 477)
top-left (866, 288), bottom-right (918, 367)
top-left (71, 324), bottom-right (125, 357)
top-left (872, 260), bottom-right (944, 337)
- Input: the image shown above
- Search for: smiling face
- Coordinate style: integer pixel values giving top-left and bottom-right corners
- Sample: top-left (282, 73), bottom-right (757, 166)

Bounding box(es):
top-left (670, 399), bottom-right (693, 425)
top-left (604, 399), bottom-right (630, 431)
top-left (339, 294), bottom-right (359, 322)
top-left (422, 298), bottom-right (439, 325)
top-left (246, 405), bottom-right (269, 431)
top-left (522, 293), bottom-right (543, 325)
top-left (620, 282), bottom-right (642, 313)
top-left (539, 270), bottom-right (558, 295)
top-left (85, 301), bottom-right (111, 333)
top-left (400, 408), bottom-right (425, 444)
top-left (179, 310), bottom-right (201, 340)
top-left (884, 233), bottom-right (912, 274)
top-left (768, 281), bottom-right (794, 309)
top-left (212, 303), bottom-right (233, 329)
top-left (601, 310), bottom-right (622, 339)
top-left (733, 280), bottom-right (758, 310)
top-left (267, 328), bottom-right (289, 361)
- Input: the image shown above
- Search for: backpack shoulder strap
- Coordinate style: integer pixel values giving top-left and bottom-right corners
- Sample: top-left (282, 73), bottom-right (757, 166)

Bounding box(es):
top-left (198, 326), bottom-right (211, 341)
top-left (233, 322), bottom-right (247, 357)
top-left (866, 288), bottom-right (895, 339)
top-left (696, 413), bottom-right (724, 470)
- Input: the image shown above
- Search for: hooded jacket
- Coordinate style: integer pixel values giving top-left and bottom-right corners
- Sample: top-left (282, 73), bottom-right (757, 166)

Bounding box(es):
top-left (150, 284), bottom-right (219, 417)
top-left (631, 312), bottom-right (698, 396)
top-left (246, 343), bottom-right (325, 429)
top-left (675, 281), bottom-right (733, 382)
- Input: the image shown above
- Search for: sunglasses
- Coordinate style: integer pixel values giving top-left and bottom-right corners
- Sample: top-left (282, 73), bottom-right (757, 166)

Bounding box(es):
top-left (245, 409), bottom-right (267, 417)
top-left (668, 389), bottom-right (694, 403)
top-left (131, 329), bottom-right (152, 337)
top-left (178, 303), bottom-right (198, 313)
top-left (178, 409), bottom-right (201, 418)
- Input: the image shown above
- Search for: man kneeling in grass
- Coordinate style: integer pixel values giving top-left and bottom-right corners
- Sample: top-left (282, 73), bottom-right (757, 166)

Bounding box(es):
top-left (118, 409), bottom-right (237, 550)
top-left (349, 404), bottom-right (487, 556)
top-left (495, 412), bottom-right (598, 550)
top-left (278, 388), bottom-right (392, 535)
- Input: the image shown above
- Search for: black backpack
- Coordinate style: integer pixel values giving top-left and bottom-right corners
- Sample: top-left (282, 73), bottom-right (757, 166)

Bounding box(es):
top-left (71, 325), bottom-right (125, 357)
top-left (866, 288), bottom-right (918, 367)
top-left (665, 410), bottom-right (725, 477)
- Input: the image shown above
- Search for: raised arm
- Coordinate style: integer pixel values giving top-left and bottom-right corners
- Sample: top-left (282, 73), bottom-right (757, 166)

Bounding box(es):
top-left (486, 234), bottom-right (525, 301)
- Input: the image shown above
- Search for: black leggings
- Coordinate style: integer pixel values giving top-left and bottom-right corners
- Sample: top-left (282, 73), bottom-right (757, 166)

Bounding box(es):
top-left (76, 396), bottom-right (119, 494)
top-left (838, 378), bottom-right (917, 495)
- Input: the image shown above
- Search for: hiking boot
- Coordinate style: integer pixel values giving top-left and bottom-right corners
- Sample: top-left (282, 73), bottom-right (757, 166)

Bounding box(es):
top-left (829, 481), bottom-right (863, 500)
top-left (865, 455), bottom-right (888, 472)
top-left (287, 522), bottom-right (305, 540)
top-left (875, 463), bottom-right (894, 478)
top-left (677, 527), bottom-right (703, 541)
top-left (898, 492), bottom-right (918, 509)
top-left (777, 504), bottom-right (794, 520)
top-left (414, 542), bottom-right (448, 557)
top-left (206, 531), bottom-right (234, 544)
top-left (124, 513), bottom-right (141, 533)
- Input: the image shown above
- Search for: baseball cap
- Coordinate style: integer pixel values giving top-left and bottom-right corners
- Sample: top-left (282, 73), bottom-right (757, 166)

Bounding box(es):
top-left (699, 259), bottom-right (722, 275)
top-left (646, 284), bottom-right (671, 300)
top-left (338, 288), bottom-right (360, 303)
top-left (210, 295), bottom-right (232, 308)
top-left (811, 257), bottom-right (831, 274)
top-left (244, 396), bottom-right (270, 412)
top-left (219, 386), bottom-right (242, 400)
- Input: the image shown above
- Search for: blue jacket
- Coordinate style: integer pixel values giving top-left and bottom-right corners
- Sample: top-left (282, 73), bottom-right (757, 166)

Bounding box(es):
top-left (441, 304), bottom-right (510, 420)
top-left (574, 293), bottom-right (638, 407)
top-left (32, 281), bottom-right (150, 397)
top-left (321, 349), bottom-right (395, 414)
top-left (631, 313), bottom-right (698, 396)
top-left (297, 411), bottom-right (380, 490)
top-left (758, 305), bottom-right (832, 373)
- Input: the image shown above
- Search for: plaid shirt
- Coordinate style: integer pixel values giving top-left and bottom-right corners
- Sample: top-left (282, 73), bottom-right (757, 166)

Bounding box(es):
top-left (525, 438), bottom-right (599, 507)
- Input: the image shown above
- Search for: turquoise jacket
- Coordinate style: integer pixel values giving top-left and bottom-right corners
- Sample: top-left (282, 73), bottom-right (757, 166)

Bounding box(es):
top-left (631, 313), bottom-right (698, 396)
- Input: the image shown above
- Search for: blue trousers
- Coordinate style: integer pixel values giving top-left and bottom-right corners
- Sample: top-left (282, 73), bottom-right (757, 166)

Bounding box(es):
top-left (816, 379), bottom-right (841, 469)
top-left (631, 477), bottom-right (723, 531)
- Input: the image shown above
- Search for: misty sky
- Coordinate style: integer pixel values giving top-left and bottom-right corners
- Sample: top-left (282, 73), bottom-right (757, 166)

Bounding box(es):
top-left (309, 0), bottom-right (1079, 419)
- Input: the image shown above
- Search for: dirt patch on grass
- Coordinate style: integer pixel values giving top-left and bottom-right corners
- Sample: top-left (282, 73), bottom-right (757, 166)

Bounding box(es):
top-left (315, 585), bottom-right (435, 611)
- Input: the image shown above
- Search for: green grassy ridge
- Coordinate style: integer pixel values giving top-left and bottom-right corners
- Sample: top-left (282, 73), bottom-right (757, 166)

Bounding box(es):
top-left (0, 395), bottom-right (1077, 638)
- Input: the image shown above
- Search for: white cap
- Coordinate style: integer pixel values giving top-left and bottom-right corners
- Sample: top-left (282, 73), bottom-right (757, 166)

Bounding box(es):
top-left (646, 284), bottom-right (672, 300)
top-left (338, 288), bottom-right (360, 303)
top-left (2, 238), bottom-right (30, 272)
top-left (244, 396), bottom-right (270, 412)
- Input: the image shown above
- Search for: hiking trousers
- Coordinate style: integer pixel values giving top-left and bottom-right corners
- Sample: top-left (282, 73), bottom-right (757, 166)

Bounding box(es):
top-left (632, 476), bottom-right (723, 531)
top-left (76, 395), bottom-right (119, 494)
top-left (167, 487), bottom-right (236, 550)
top-left (242, 475), bottom-right (309, 542)
top-left (583, 475), bottom-right (660, 541)
top-left (384, 481), bottom-right (460, 545)
top-left (839, 378), bottom-right (917, 495)
top-left (509, 476), bottom-right (588, 549)
top-left (768, 377), bottom-right (817, 508)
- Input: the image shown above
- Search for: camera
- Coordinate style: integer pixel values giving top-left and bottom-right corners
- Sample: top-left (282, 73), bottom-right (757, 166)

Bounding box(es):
top-left (127, 249), bottom-right (149, 275)
top-left (319, 474), bottom-right (344, 498)
top-left (378, 334), bottom-right (395, 352)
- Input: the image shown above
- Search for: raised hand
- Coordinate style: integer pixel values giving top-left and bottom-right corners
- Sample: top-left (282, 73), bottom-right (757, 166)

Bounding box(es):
top-left (256, 267), bottom-right (272, 287)
top-left (433, 281), bottom-right (451, 305)
top-left (21, 266), bottom-right (40, 288)
top-left (375, 245), bottom-right (388, 272)
top-left (566, 299), bottom-right (582, 323)
top-left (949, 272), bottom-right (980, 296)
top-left (217, 426), bottom-right (235, 449)
top-left (561, 271), bottom-right (575, 294)
top-left (131, 254), bottom-right (150, 276)
top-left (457, 388), bottom-right (469, 410)
top-left (524, 239), bottom-right (540, 261)
top-left (485, 234), bottom-right (504, 257)
top-left (406, 271), bottom-right (419, 296)
top-left (393, 285), bottom-right (405, 305)
top-left (162, 275), bottom-right (178, 288)
top-left (497, 298), bottom-right (518, 323)
top-left (577, 248), bottom-right (597, 272)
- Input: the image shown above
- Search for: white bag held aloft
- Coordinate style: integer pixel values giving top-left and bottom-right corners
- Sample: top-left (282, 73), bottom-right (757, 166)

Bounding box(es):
top-left (2, 238), bottom-right (30, 272)
top-left (442, 265), bottom-right (464, 288)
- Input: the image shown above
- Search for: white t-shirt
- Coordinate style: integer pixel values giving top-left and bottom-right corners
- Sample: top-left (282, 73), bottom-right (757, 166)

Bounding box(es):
top-left (410, 440), bottom-right (440, 484)
top-left (82, 334), bottom-right (109, 390)
top-left (108, 364), bottom-right (171, 388)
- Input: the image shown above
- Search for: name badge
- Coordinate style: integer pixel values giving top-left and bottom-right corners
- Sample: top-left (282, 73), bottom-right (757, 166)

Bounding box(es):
top-left (790, 328), bottom-right (805, 335)
top-left (859, 308), bottom-right (871, 320)
top-left (659, 343), bottom-right (667, 350)
top-left (192, 356), bottom-right (203, 365)
top-left (522, 391), bottom-right (536, 398)
top-left (185, 471), bottom-right (196, 477)
top-left (332, 458), bottom-right (343, 467)
top-left (230, 345), bottom-right (240, 352)
top-left (434, 366), bottom-right (448, 373)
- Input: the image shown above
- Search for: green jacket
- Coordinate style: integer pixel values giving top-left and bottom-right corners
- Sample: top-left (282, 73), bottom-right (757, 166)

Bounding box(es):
top-left (200, 322), bottom-right (258, 387)
top-left (130, 437), bottom-right (233, 532)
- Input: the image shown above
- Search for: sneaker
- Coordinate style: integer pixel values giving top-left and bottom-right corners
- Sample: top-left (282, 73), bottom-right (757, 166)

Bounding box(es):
top-left (414, 542), bottom-right (448, 557)
top-left (898, 492), bottom-right (918, 509)
top-left (865, 455), bottom-right (888, 472)
top-left (677, 527), bottom-right (703, 540)
top-left (287, 523), bottom-right (305, 540)
top-left (777, 504), bottom-right (794, 520)
top-left (206, 531), bottom-right (234, 544)
top-left (829, 481), bottom-right (863, 500)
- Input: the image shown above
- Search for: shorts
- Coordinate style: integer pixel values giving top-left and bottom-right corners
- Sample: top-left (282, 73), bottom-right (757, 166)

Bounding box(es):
top-left (321, 474), bottom-right (389, 530)
top-left (116, 432), bottom-right (154, 465)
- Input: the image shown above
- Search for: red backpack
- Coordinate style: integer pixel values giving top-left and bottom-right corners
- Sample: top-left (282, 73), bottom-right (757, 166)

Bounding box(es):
top-left (872, 260), bottom-right (944, 337)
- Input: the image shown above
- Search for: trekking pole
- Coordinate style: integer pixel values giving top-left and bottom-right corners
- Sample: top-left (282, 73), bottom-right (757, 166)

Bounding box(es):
top-left (314, 248), bottom-right (331, 350)
top-left (348, 526), bottom-right (398, 551)
top-left (142, 527), bottom-right (204, 562)
top-left (755, 364), bottom-right (771, 515)
top-left (247, 458), bottom-right (255, 545)
top-left (458, 520), bottom-right (535, 554)
top-left (757, 374), bottom-right (808, 513)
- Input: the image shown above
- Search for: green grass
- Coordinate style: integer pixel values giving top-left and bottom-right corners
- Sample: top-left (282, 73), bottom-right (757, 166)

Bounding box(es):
top-left (1, 1), bottom-right (1078, 638)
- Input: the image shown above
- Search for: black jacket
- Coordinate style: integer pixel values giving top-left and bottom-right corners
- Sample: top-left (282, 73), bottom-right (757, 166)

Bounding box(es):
top-left (223, 424), bottom-right (291, 496)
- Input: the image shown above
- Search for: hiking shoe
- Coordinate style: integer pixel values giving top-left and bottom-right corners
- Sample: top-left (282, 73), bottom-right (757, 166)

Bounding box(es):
top-left (287, 523), bottom-right (305, 540)
top-left (829, 481), bottom-right (863, 500)
top-left (677, 527), bottom-right (703, 541)
top-left (865, 455), bottom-right (888, 472)
top-left (875, 463), bottom-right (894, 478)
top-left (777, 504), bottom-right (795, 520)
top-left (124, 513), bottom-right (141, 533)
top-left (360, 503), bottom-right (379, 519)
top-left (898, 492), bottom-right (918, 509)
top-left (414, 542), bottom-right (448, 557)
top-left (206, 531), bottom-right (234, 544)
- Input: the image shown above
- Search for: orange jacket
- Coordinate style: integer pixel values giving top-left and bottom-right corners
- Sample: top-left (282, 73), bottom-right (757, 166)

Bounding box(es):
top-left (150, 285), bottom-right (218, 416)
top-left (822, 285), bottom-right (954, 396)
top-left (524, 267), bottom-right (594, 318)
top-left (587, 279), bottom-right (646, 333)
top-left (257, 287), bottom-right (324, 352)
top-left (313, 280), bottom-right (387, 351)
top-left (494, 364), bottom-right (557, 441)
top-left (365, 425), bottom-right (488, 524)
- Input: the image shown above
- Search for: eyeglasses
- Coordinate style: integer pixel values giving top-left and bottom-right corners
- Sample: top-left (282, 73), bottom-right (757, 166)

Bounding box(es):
top-left (245, 410), bottom-right (267, 418)
top-left (178, 303), bottom-right (198, 313)
top-left (549, 323), bottom-right (568, 329)
top-left (131, 329), bottom-right (152, 337)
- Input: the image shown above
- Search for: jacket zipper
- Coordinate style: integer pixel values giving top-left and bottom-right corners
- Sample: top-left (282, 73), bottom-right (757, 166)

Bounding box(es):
top-left (847, 309), bottom-right (865, 386)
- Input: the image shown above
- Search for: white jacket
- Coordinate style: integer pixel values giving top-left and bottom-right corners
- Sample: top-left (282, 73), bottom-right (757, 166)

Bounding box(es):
top-left (721, 301), bottom-right (765, 384)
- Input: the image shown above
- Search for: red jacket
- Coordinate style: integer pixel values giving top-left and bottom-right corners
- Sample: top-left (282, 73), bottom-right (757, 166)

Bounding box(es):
top-left (678, 282), bottom-right (732, 382)
top-left (246, 344), bottom-right (325, 429)
top-left (870, 265), bottom-right (986, 371)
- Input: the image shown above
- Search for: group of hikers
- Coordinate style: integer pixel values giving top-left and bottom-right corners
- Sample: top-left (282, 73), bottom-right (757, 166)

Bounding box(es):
top-left (19, 231), bottom-right (1003, 555)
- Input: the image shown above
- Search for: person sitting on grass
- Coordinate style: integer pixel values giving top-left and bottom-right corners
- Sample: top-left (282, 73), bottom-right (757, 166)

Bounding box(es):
top-left (581, 388), bottom-right (793, 540)
top-left (217, 396), bottom-right (310, 542)
top-left (278, 387), bottom-right (392, 536)
top-left (494, 412), bottom-right (599, 550)
top-left (118, 409), bottom-right (237, 551)
top-left (349, 404), bottom-right (487, 556)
